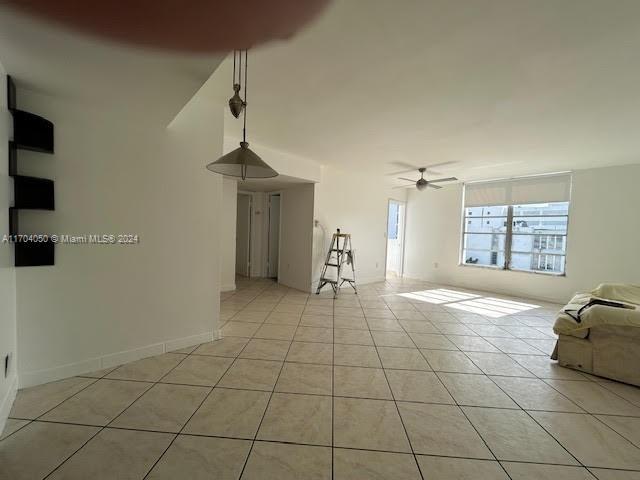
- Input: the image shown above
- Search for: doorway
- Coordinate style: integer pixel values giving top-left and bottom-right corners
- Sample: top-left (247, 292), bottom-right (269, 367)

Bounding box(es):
top-left (236, 193), bottom-right (252, 277)
top-left (385, 199), bottom-right (406, 278)
top-left (267, 193), bottom-right (281, 279)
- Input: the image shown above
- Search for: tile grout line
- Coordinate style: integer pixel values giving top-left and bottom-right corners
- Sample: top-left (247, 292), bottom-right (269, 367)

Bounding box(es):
top-left (365, 287), bottom-right (426, 480)
top-left (236, 284), bottom-right (310, 480)
top-left (331, 289), bottom-right (335, 480)
top-left (383, 288), bottom-right (515, 480)
top-left (41, 348), bottom-right (199, 480)
top-left (143, 278), bottom-right (289, 479)
top-left (458, 346), bottom-right (640, 459)
top-left (460, 351), bottom-right (588, 469)
top-left (8, 375), bottom-right (111, 479)
top-left (141, 344), bottom-right (254, 478)
top-left (9, 416), bottom-right (640, 472)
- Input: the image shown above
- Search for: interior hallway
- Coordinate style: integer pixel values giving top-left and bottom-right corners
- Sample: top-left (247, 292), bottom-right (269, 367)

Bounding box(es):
top-left (2, 278), bottom-right (640, 479)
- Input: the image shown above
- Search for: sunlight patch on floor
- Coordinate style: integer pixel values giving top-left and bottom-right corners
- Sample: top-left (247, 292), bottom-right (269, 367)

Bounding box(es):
top-left (398, 288), bottom-right (480, 304)
top-left (396, 288), bottom-right (540, 317)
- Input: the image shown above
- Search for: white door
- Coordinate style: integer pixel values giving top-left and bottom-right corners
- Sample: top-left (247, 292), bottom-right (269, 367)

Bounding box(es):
top-left (268, 194), bottom-right (281, 278)
top-left (386, 200), bottom-right (406, 277)
top-left (236, 194), bottom-right (252, 277)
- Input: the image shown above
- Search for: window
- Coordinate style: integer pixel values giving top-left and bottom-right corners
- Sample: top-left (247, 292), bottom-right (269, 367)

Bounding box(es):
top-left (461, 174), bottom-right (571, 275)
top-left (387, 202), bottom-right (399, 240)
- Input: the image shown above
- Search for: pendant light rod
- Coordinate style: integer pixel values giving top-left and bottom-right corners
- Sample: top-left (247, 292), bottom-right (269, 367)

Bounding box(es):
top-left (232, 50), bottom-right (236, 86)
top-left (243, 49), bottom-right (248, 143)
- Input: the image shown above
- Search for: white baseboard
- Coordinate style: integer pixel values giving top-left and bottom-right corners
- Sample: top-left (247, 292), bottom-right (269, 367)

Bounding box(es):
top-left (221, 283), bottom-right (236, 292)
top-left (101, 343), bottom-right (166, 370)
top-left (18, 330), bottom-right (215, 389)
top-left (0, 375), bottom-right (18, 436)
top-left (164, 332), bottom-right (215, 353)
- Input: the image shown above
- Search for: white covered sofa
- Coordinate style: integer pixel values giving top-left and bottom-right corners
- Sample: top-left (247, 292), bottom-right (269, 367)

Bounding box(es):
top-left (552, 283), bottom-right (640, 386)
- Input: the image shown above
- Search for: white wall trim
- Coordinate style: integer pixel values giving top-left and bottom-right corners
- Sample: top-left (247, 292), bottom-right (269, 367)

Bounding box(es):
top-left (221, 283), bottom-right (236, 292)
top-left (0, 375), bottom-right (18, 436)
top-left (164, 332), bottom-right (215, 353)
top-left (18, 331), bottom-right (216, 389)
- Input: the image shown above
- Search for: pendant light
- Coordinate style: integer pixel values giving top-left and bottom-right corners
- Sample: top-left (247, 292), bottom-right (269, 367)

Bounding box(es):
top-left (207, 50), bottom-right (277, 180)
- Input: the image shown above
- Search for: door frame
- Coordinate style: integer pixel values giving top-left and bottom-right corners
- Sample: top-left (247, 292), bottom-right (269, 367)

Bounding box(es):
top-left (384, 198), bottom-right (407, 278)
top-left (266, 192), bottom-right (282, 280)
top-left (236, 192), bottom-right (253, 278)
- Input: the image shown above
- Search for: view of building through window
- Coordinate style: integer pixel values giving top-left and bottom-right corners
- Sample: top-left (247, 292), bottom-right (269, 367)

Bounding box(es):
top-left (462, 202), bottom-right (569, 274)
top-left (387, 201), bottom-right (399, 240)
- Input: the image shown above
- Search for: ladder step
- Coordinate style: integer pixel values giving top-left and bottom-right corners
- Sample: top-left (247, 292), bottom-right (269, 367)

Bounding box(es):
top-left (326, 263), bottom-right (340, 267)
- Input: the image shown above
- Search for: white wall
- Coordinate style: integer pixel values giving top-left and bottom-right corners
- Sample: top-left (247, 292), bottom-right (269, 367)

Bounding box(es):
top-left (312, 165), bottom-right (407, 289)
top-left (279, 184), bottom-right (314, 291)
top-left (404, 164), bottom-right (640, 303)
top-left (220, 178), bottom-right (237, 291)
top-left (13, 72), bottom-right (226, 387)
top-left (0, 67), bottom-right (18, 433)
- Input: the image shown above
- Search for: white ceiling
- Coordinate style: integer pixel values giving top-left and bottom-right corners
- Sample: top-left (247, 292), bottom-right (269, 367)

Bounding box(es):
top-left (240, 0), bottom-right (640, 181)
top-left (0, 7), bottom-right (224, 124)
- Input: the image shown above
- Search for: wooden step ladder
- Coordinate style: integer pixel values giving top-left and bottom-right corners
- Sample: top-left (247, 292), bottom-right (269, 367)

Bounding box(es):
top-left (316, 229), bottom-right (357, 297)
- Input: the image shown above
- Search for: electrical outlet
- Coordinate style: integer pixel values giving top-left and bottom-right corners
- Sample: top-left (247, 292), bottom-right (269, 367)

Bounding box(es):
top-left (434, 262), bottom-right (439, 269)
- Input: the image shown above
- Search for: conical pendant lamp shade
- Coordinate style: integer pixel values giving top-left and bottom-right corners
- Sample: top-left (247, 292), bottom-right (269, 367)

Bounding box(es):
top-left (206, 141), bottom-right (278, 180)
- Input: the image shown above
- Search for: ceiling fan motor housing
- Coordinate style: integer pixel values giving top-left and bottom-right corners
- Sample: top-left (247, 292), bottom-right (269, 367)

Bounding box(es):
top-left (416, 178), bottom-right (428, 190)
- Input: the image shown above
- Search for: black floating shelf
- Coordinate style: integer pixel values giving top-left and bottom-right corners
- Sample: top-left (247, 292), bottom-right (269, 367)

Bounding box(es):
top-left (9, 141), bottom-right (17, 175)
top-left (10, 109), bottom-right (54, 153)
top-left (15, 241), bottom-right (55, 267)
top-left (9, 207), bottom-right (18, 237)
top-left (13, 175), bottom-right (55, 210)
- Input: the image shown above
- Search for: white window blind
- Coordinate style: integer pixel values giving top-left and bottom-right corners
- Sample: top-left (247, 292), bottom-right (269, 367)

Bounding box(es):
top-left (464, 173), bottom-right (572, 207)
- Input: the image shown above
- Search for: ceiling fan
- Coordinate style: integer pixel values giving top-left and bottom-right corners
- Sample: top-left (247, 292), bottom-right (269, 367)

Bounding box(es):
top-left (394, 167), bottom-right (458, 191)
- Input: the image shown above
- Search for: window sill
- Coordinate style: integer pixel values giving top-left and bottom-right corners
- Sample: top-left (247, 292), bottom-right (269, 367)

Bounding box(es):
top-left (458, 263), bottom-right (566, 277)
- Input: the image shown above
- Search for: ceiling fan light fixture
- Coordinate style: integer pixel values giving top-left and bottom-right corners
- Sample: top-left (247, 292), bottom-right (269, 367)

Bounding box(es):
top-left (394, 165), bottom-right (458, 191)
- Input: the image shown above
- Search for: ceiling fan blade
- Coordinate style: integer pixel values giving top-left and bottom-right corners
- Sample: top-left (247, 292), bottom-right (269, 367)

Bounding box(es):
top-left (427, 183), bottom-right (443, 189)
top-left (391, 161), bottom-right (421, 170)
top-left (428, 177), bottom-right (458, 183)
top-left (423, 161), bottom-right (458, 175)
top-left (424, 161), bottom-right (457, 170)
top-left (392, 184), bottom-right (415, 189)
top-left (397, 177), bottom-right (417, 182)
top-left (385, 161), bottom-right (421, 176)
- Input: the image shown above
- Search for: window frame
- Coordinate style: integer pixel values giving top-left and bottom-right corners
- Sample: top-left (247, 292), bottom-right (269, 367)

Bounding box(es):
top-left (460, 204), bottom-right (569, 276)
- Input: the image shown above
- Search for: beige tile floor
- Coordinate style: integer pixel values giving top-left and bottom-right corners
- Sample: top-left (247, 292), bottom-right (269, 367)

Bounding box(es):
top-left (2, 277), bottom-right (640, 479)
